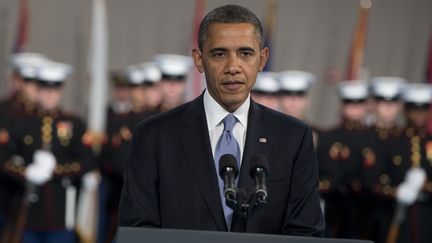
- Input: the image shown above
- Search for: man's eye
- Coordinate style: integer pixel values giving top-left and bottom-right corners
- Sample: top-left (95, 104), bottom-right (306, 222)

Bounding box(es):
top-left (212, 52), bottom-right (225, 57)
top-left (240, 51), bottom-right (253, 57)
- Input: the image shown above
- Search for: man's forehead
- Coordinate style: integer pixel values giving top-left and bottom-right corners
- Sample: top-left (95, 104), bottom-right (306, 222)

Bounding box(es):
top-left (204, 23), bottom-right (260, 46)
top-left (208, 23), bottom-right (256, 36)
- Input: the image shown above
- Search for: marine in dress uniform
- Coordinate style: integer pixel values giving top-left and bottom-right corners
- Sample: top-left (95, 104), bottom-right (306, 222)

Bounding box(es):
top-left (0, 61), bottom-right (95, 243)
top-left (316, 80), bottom-right (376, 239)
top-left (250, 72), bottom-right (280, 110)
top-left (154, 54), bottom-right (193, 112)
top-left (380, 83), bottom-right (432, 243)
top-left (364, 77), bottom-right (406, 243)
top-left (0, 52), bottom-right (51, 240)
top-left (98, 62), bottom-right (162, 243)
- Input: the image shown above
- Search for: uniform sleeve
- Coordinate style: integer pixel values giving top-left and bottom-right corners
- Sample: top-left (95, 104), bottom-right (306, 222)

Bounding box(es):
top-left (118, 123), bottom-right (161, 227)
top-left (282, 126), bottom-right (325, 236)
top-left (0, 126), bottom-right (27, 182)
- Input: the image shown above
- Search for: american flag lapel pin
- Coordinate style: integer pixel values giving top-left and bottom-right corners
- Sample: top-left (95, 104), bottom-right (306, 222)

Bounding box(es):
top-left (259, 138), bottom-right (267, 143)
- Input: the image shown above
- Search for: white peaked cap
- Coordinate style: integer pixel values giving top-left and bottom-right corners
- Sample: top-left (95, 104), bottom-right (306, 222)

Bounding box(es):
top-left (36, 61), bottom-right (73, 83)
top-left (253, 72), bottom-right (280, 93)
top-left (370, 76), bottom-right (406, 100)
top-left (154, 54), bottom-right (193, 78)
top-left (11, 52), bottom-right (51, 79)
top-left (125, 64), bottom-right (146, 85)
top-left (19, 58), bottom-right (52, 79)
top-left (338, 80), bottom-right (369, 100)
top-left (140, 62), bottom-right (161, 83)
top-left (278, 70), bottom-right (316, 92)
top-left (10, 52), bottom-right (48, 69)
top-left (403, 83), bottom-right (432, 105)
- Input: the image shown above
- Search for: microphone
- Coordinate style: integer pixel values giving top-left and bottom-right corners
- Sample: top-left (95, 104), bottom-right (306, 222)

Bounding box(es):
top-left (249, 154), bottom-right (269, 204)
top-left (219, 154), bottom-right (239, 201)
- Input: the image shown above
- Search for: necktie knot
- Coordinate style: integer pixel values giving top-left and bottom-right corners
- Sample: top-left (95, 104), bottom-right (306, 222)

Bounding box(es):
top-left (223, 114), bottom-right (237, 132)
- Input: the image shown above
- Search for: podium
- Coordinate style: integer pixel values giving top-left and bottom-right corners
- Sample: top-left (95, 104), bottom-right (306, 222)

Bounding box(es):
top-left (117, 227), bottom-right (373, 243)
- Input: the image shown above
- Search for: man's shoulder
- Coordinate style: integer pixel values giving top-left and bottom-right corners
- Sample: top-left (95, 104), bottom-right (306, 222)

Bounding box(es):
top-left (135, 99), bottom-right (198, 132)
top-left (256, 103), bottom-right (308, 131)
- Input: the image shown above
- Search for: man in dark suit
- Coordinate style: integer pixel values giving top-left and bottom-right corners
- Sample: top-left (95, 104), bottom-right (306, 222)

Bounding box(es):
top-left (118, 4), bottom-right (324, 236)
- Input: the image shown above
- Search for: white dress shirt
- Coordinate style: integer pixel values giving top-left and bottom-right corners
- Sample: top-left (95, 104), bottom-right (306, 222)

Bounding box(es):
top-left (203, 89), bottom-right (250, 165)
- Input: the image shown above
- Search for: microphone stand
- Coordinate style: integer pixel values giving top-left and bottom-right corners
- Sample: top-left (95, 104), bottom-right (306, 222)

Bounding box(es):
top-left (226, 187), bottom-right (267, 219)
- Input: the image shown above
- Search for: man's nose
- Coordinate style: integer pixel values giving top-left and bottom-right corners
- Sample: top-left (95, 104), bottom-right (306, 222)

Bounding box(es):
top-left (225, 55), bottom-right (240, 75)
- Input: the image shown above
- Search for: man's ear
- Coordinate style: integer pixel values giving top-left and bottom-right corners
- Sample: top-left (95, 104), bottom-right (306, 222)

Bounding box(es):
top-left (259, 47), bottom-right (269, 72)
top-left (192, 49), bottom-right (204, 73)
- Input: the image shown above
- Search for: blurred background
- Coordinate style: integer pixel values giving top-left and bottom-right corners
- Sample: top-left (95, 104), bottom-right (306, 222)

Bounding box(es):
top-left (1, 0), bottom-right (431, 128)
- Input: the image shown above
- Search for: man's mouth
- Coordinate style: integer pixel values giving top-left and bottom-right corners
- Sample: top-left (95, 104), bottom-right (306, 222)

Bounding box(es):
top-left (221, 80), bottom-right (244, 90)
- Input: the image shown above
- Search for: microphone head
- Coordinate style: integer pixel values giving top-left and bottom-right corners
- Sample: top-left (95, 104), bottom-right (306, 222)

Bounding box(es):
top-left (219, 154), bottom-right (239, 178)
top-left (249, 154), bottom-right (269, 177)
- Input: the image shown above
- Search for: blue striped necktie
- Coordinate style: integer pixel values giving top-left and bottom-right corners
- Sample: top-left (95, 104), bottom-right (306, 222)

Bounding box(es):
top-left (214, 113), bottom-right (240, 230)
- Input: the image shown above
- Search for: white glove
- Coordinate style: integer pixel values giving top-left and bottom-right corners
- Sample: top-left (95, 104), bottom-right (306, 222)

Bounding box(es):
top-left (33, 150), bottom-right (57, 175)
top-left (396, 182), bottom-right (419, 205)
top-left (405, 167), bottom-right (426, 190)
top-left (82, 172), bottom-right (100, 190)
top-left (25, 163), bottom-right (52, 185)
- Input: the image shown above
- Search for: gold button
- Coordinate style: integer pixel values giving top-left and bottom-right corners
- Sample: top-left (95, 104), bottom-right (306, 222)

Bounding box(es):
top-left (55, 165), bottom-right (64, 174)
top-left (43, 116), bottom-right (53, 124)
top-left (61, 140), bottom-right (70, 146)
top-left (42, 126), bottom-right (52, 134)
top-left (392, 156), bottom-right (402, 166)
top-left (23, 135), bottom-right (34, 145)
top-left (71, 162), bottom-right (80, 172)
top-left (411, 153), bottom-right (421, 163)
top-left (411, 136), bottom-right (420, 144)
top-left (380, 174), bottom-right (390, 184)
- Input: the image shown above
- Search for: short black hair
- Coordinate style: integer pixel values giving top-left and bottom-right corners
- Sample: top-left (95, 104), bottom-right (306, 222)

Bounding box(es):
top-left (198, 4), bottom-right (264, 51)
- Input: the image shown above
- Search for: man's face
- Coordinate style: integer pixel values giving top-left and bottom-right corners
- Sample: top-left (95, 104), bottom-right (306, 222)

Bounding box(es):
top-left (406, 108), bottom-right (429, 127)
top-left (21, 81), bottom-right (39, 103)
top-left (113, 86), bottom-right (131, 103)
top-left (280, 95), bottom-right (310, 120)
top-left (375, 101), bottom-right (401, 124)
top-left (38, 86), bottom-right (62, 110)
top-left (193, 23), bottom-right (269, 112)
top-left (144, 85), bottom-right (162, 109)
top-left (160, 80), bottom-right (185, 105)
top-left (131, 86), bottom-right (147, 107)
top-left (342, 102), bottom-right (367, 122)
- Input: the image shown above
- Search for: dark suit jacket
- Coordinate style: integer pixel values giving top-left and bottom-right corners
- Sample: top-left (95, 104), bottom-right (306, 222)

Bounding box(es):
top-left (118, 94), bottom-right (324, 236)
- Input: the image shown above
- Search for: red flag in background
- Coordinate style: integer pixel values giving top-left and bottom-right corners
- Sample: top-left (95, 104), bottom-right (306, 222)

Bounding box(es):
top-left (263, 0), bottom-right (277, 72)
top-left (345, 0), bottom-right (372, 80)
top-left (424, 30), bottom-right (432, 133)
top-left (188, 0), bottom-right (206, 100)
top-left (8, 0), bottom-right (30, 94)
top-left (426, 30), bottom-right (432, 84)
top-left (13, 0), bottom-right (30, 53)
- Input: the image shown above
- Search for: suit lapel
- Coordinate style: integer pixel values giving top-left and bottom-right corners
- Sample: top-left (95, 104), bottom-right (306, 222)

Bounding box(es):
top-left (231, 100), bottom-right (273, 231)
top-left (179, 95), bottom-right (227, 231)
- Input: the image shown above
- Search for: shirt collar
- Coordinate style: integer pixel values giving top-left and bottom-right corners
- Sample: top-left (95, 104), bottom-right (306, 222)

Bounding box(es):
top-left (203, 89), bottom-right (250, 131)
